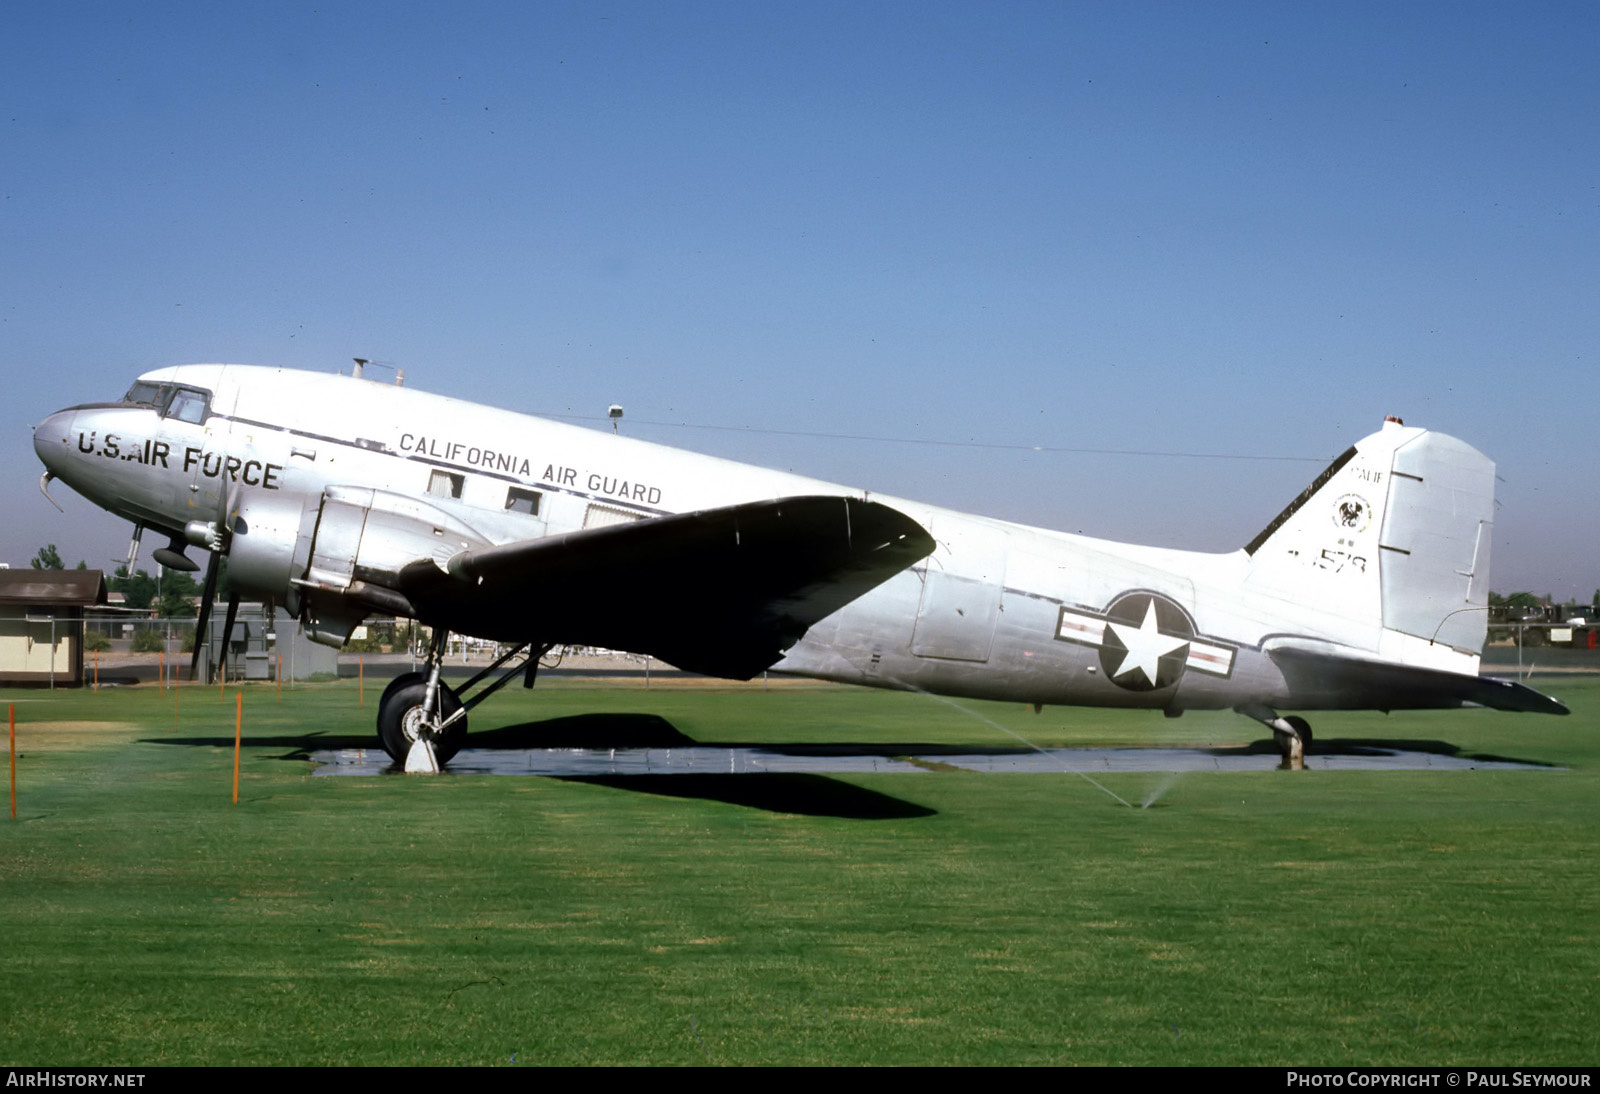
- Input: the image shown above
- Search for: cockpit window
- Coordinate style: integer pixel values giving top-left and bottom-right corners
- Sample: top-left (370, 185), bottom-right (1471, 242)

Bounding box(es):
top-left (165, 388), bottom-right (209, 424)
top-left (122, 381), bottom-right (212, 423)
top-left (124, 382), bottom-right (164, 406)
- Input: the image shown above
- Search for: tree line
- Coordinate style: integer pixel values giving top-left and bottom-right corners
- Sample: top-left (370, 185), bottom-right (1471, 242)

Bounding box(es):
top-left (29, 543), bottom-right (207, 618)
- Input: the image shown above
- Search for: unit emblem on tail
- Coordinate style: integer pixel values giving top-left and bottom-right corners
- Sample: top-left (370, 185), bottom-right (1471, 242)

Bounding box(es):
top-left (1334, 495), bottom-right (1371, 531)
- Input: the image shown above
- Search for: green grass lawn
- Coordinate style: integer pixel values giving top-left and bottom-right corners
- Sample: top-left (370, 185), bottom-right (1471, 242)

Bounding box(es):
top-left (0, 675), bottom-right (1595, 1065)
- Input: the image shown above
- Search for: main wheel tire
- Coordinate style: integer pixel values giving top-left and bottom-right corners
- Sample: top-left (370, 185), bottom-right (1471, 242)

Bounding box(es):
top-left (376, 679), bottom-right (467, 766)
top-left (375, 672), bottom-right (425, 763)
top-left (379, 671), bottom-right (425, 710)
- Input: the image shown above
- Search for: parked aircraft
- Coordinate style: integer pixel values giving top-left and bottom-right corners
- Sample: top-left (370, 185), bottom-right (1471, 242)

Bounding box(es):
top-left (33, 364), bottom-right (1566, 771)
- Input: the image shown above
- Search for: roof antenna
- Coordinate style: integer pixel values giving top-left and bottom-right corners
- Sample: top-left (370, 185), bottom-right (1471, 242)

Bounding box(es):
top-left (352, 358), bottom-right (404, 385)
top-left (608, 404), bottom-right (624, 434)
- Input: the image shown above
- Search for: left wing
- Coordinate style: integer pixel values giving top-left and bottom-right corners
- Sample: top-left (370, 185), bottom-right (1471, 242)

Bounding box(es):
top-left (394, 495), bottom-right (934, 678)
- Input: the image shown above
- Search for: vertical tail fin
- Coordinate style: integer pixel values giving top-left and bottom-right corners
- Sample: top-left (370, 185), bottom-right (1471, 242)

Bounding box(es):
top-left (1245, 418), bottom-right (1493, 667)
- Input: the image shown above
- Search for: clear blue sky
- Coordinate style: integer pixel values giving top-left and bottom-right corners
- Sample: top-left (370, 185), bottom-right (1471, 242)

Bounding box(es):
top-left (4, 1), bottom-right (1595, 599)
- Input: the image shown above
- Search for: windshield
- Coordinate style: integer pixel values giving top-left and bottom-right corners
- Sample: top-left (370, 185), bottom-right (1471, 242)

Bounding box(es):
top-left (121, 380), bottom-right (212, 423)
top-left (123, 381), bottom-right (164, 406)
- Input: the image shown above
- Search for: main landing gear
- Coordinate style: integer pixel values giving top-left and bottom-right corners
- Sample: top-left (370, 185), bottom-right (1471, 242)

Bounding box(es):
top-left (1237, 704), bottom-right (1315, 766)
top-left (375, 629), bottom-right (551, 772)
top-left (377, 671), bottom-right (465, 771)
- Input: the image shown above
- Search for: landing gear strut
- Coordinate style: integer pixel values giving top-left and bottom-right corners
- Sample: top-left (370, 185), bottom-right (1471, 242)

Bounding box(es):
top-left (1275, 715), bottom-right (1313, 761)
top-left (1237, 704), bottom-right (1315, 766)
top-left (373, 632), bottom-right (551, 771)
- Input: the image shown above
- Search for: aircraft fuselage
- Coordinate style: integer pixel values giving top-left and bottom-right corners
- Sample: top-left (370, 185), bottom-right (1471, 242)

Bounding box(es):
top-left (33, 364), bottom-right (1512, 720)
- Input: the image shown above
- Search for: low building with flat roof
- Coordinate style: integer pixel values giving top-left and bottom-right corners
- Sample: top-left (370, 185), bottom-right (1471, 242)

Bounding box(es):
top-left (0, 569), bottom-right (107, 686)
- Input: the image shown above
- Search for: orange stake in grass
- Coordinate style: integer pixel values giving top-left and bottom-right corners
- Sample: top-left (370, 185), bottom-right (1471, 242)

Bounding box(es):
top-left (359, 656), bottom-right (364, 707)
top-left (9, 704), bottom-right (15, 820)
top-left (232, 692), bottom-right (242, 804)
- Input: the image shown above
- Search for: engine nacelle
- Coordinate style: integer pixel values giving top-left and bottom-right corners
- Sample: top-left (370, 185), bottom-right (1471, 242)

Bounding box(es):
top-left (227, 491), bottom-right (317, 612)
top-left (227, 485), bottom-right (493, 649)
top-left (301, 486), bottom-right (494, 647)
top-left (306, 485), bottom-right (492, 589)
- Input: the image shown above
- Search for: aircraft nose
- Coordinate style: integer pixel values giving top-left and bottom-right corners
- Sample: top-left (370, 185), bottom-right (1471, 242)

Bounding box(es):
top-left (33, 409), bottom-right (75, 474)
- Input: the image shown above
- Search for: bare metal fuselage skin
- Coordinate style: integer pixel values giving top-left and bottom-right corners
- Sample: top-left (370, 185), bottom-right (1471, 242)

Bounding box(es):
top-left (35, 364), bottom-right (1501, 715)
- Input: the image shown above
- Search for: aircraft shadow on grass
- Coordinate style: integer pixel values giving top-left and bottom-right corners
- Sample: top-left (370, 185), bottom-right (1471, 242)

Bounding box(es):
top-left (483, 713), bottom-right (940, 818)
top-left (561, 771), bottom-right (938, 819)
top-left (142, 711), bottom-right (1556, 818)
top-left (142, 712), bottom-right (940, 820)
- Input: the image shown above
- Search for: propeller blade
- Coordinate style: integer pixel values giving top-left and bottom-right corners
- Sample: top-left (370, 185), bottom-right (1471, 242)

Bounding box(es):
top-left (218, 595), bottom-right (240, 685)
top-left (211, 478), bottom-right (245, 548)
top-left (187, 481), bottom-right (244, 682)
top-left (221, 480), bottom-right (241, 535)
top-left (189, 550), bottom-right (222, 681)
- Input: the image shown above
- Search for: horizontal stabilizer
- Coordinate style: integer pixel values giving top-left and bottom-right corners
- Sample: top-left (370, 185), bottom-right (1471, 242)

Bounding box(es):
top-left (1270, 646), bottom-right (1569, 715)
top-left (396, 495), bottom-right (934, 678)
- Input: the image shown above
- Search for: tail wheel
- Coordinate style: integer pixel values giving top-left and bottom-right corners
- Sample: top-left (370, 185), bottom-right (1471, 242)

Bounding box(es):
top-left (377, 678), bottom-right (467, 765)
top-left (1276, 715), bottom-right (1314, 759)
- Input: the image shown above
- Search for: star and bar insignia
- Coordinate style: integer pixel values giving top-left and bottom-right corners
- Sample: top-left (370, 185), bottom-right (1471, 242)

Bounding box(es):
top-left (1055, 591), bottom-right (1235, 691)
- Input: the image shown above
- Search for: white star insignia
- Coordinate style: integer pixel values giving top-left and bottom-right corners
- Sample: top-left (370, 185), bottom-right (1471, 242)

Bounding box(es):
top-left (1105, 601), bottom-right (1190, 686)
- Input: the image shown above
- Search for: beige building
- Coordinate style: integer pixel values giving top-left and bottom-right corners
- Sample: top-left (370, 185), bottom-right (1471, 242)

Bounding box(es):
top-left (0, 570), bottom-right (107, 686)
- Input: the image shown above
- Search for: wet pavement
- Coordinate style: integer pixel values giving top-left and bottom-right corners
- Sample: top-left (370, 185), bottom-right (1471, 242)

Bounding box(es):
top-left (309, 744), bottom-right (1554, 777)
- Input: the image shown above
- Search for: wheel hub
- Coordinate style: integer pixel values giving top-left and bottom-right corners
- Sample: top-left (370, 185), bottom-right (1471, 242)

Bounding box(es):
top-left (400, 704), bottom-right (432, 744)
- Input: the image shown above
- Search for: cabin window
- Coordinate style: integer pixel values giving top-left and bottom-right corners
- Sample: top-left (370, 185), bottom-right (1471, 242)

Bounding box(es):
top-left (163, 387), bottom-right (210, 424)
top-left (505, 487), bottom-right (542, 516)
top-left (427, 470), bottom-right (464, 499)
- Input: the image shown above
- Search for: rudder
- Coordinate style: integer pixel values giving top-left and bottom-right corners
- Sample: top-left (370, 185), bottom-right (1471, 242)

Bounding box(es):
top-left (1377, 430), bottom-right (1494, 654)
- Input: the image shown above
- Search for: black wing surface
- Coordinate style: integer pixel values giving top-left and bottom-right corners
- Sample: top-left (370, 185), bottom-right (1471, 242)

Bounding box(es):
top-left (394, 495), bottom-right (934, 678)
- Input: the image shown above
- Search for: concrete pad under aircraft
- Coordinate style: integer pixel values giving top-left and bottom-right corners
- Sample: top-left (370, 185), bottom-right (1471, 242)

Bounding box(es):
top-left (309, 742), bottom-right (1554, 777)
